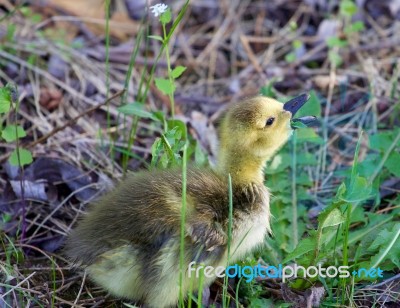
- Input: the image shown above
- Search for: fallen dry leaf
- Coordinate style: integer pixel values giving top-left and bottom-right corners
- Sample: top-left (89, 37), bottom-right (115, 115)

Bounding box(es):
top-left (47, 0), bottom-right (140, 40)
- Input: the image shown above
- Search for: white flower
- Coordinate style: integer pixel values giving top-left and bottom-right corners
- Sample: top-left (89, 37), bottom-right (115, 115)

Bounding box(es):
top-left (150, 3), bottom-right (168, 17)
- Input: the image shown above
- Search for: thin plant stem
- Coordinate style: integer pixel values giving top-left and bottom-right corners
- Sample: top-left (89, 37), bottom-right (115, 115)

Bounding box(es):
top-left (291, 131), bottom-right (298, 247)
top-left (179, 143), bottom-right (188, 307)
top-left (341, 132), bottom-right (363, 304)
top-left (162, 22), bottom-right (175, 118)
top-left (104, 0), bottom-right (114, 164)
top-left (222, 174), bottom-right (233, 307)
top-left (121, 22), bottom-right (146, 174)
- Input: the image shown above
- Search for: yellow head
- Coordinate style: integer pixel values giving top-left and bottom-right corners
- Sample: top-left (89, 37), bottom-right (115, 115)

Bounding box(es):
top-left (217, 96), bottom-right (293, 184)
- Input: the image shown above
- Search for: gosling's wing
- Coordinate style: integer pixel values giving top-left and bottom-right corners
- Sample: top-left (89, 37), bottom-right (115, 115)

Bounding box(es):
top-left (186, 219), bottom-right (227, 252)
top-left (66, 167), bottom-right (229, 265)
top-left (184, 167), bottom-right (230, 258)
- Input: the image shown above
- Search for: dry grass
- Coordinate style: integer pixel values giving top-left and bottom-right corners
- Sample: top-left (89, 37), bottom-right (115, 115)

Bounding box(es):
top-left (0, 0), bottom-right (399, 306)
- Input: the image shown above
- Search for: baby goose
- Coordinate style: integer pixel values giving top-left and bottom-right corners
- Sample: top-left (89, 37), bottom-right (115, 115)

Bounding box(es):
top-left (65, 94), bottom-right (316, 307)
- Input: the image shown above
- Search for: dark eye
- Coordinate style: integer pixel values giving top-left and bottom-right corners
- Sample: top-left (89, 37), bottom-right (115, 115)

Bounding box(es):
top-left (266, 117), bottom-right (275, 126)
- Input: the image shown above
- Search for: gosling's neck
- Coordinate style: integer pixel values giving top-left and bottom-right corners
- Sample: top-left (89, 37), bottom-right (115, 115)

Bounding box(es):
top-left (217, 149), bottom-right (271, 186)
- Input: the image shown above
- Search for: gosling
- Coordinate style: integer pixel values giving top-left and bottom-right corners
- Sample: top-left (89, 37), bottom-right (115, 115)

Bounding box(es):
top-left (65, 94), bottom-right (317, 307)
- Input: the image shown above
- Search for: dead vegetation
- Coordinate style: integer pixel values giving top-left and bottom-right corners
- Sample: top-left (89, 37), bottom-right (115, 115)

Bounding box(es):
top-left (0, 0), bottom-right (399, 307)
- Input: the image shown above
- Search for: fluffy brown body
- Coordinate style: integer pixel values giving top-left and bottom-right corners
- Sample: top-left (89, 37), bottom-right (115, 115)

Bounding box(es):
top-left (65, 96), bottom-right (294, 307)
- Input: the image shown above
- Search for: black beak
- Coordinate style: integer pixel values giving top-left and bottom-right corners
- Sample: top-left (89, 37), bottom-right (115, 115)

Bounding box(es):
top-left (283, 93), bottom-right (320, 129)
top-left (291, 116), bottom-right (320, 128)
top-left (283, 93), bottom-right (310, 115)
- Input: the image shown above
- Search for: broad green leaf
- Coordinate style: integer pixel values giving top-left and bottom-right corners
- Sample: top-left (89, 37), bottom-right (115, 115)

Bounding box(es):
top-left (1, 125), bottom-right (26, 142)
top-left (167, 119), bottom-right (187, 141)
top-left (369, 130), bottom-right (399, 151)
top-left (117, 102), bottom-right (159, 121)
top-left (341, 176), bottom-right (372, 203)
top-left (326, 37), bottom-right (348, 48)
top-left (321, 208), bottom-right (345, 228)
top-left (283, 237), bottom-right (316, 263)
top-left (296, 90), bottom-right (321, 118)
top-left (384, 151), bottom-right (400, 177)
top-left (285, 52), bottom-right (296, 63)
top-left (295, 172), bottom-right (313, 186)
top-left (0, 87), bottom-right (11, 113)
top-left (334, 182), bottom-right (347, 199)
top-left (344, 21), bottom-right (365, 34)
top-left (155, 78), bottom-right (175, 95)
top-left (260, 79), bottom-right (278, 98)
top-left (360, 225), bottom-right (400, 270)
top-left (350, 205), bottom-right (367, 224)
top-left (296, 128), bottom-right (324, 144)
top-left (9, 148), bottom-right (33, 166)
top-left (340, 0), bottom-right (358, 17)
top-left (349, 213), bottom-right (393, 245)
top-left (297, 152), bottom-right (319, 166)
top-left (266, 153), bottom-right (291, 173)
top-left (160, 8), bottom-right (171, 24)
top-left (171, 66), bottom-right (186, 79)
top-left (152, 111), bottom-right (166, 123)
top-left (368, 227), bottom-right (396, 251)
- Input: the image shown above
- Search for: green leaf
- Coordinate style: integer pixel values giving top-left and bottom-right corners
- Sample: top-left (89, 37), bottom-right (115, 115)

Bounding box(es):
top-left (171, 66), bottom-right (186, 79)
top-left (296, 90), bottom-right (321, 118)
top-left (2, 213), bottom-right (12, 223)
top-left (328, 50), bottom-right (343, 67)
top-left (249, 298), bottom-right (274, 307)
top-left (334, 182), bottom-right (347, 199)
top-left (326, 37), bottom-right (348, 48)
top-left (31, 13), bottom-right (42, 23)
top-left (369, 131), bottom-right (399, 151)
top-left (148, 35), bottom-right (163, 42)
top-left (291, 120), bottom-right (307, 129)
top-left (260, 79), bottom-right (278, 98)
top-left (152, 111), bottom-right (166, 123)
top-left (117, 102), bottom-right (159, 121)
top-left (283, 237), bottom-right (316, 263)
top-left (267, 153), bottom-right (291, 173)
top-left (1, 125), bottom-right (26, 142)
top-left (151, 138), bottom-right (163, 168)
top-left (341, 176), bottom-right (372, 203)
top-left (366, 224), bottom-right (400, 269)
top-left (285, 52), bottom-right (296, 63)
top-left (167, 119), bottom-right (187, 141)
top-left (155, 78), bottom-right (175, 95)
top-left (297, 152), bottom-right (319, 166)
top-left (160, 8), bottom-right (171, 24)
top-left (384, 151), bottom-right (400, 177)
top-left (349, 213), bottom-right (394, 246)
top-left (6, 23), bottom-right (16, 42)
top-left (350, 205), bottom-right (367, 224)
top-left (0, 87), bottom-right (11, 113)
top-left (296, 128), bottom-right (324, 144)
top-left (321, 208), bottom-right (346, 228)
top-left (9, 148), bottom-right (33, 166)
top-left (340, 0), bottom-right (358, 17)
top-left (292, 39), bottom-right (302, 49)
top-left (344, 21), bottom-right (365, 34)
top-left (194, 142), bottom-right (208, 166)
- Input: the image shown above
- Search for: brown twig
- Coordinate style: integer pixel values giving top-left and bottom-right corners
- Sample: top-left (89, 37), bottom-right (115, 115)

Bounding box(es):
top-left (0, 89), bottom-right (125, 163)
top-left (28, 90), bottom-right (125, 148)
